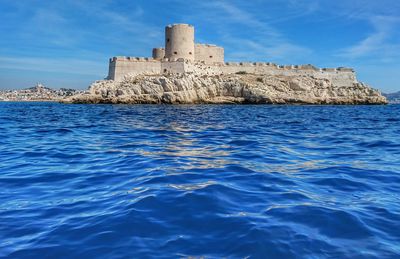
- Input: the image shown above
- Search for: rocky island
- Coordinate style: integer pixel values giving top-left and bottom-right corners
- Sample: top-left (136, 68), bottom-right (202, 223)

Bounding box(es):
top-left (65, 23), bottom-right (386, 105)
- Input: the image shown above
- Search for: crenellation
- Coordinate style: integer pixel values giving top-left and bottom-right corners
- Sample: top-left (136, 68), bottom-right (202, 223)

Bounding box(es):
top-left (337, 67), bottom-right (354, 72)
top-left (110, 56), bottom-right (161, 63)
top-left (322, 68), bottom-right (336, 72)
top-left (297, 64), bottom-right (318, 70)
top-left (114, 56), bottom-right (126, 61)
top-left (196, 43), bottom-right (217, 47)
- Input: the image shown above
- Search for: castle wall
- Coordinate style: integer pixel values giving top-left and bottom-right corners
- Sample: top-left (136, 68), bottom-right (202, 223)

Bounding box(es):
top-left (108, 57), bottom-right (162, 81)
top-left (108, 58), bottom-right (190, 81)
top-left (108, 57), bottom-right (356, 89)
top-left (161, 60), bottom-right (186, 74)
top-left (314, 70), bottom-right (356, 87)
top-left (194, 44), bottom-right (224, 64)
top-left (215, 63), bottom-right (356, 86)
top-left (165, 24), bottom-right (195, 61)
top-left (152, 48), bottom-right (165, 60)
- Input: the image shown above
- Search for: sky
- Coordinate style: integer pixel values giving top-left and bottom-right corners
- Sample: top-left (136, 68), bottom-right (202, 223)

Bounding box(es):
top-left (0, 0), bottom-right (399, 93)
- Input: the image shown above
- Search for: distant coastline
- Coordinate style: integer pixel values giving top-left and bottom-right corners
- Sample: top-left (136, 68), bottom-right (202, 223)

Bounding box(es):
top-left (383, 91), bottom-right (400, 104)
top-left (0, 83), bottom-right (86, 102)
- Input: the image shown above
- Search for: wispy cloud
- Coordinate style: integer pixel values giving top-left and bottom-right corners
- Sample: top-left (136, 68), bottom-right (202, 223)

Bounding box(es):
top-left (0, 0), bottom-right (162, 75)
top-left (0, 56), bottom-right (106, 76)
top-left (70, 1), bottom-right (158, 36)
top-left (269, 0), bottom-right (320, 24)
top-left (1, 0), bottom-right (399, 91)
top-left (27, 8), bottom-right (77, 46)
top-left (180, 0), bottom-right (313, 63)
top-left (209, 1), bottom-right (266, 28)
top-left (338, 15), bottom-right (400, 61)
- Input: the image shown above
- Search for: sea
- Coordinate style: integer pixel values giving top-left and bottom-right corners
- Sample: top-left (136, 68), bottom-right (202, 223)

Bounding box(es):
top-left (0, 102), bottom-right (399, 258)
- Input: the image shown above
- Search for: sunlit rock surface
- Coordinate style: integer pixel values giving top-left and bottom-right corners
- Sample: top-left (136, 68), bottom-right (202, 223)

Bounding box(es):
top-left (64, 73), bottom-right (387, 105)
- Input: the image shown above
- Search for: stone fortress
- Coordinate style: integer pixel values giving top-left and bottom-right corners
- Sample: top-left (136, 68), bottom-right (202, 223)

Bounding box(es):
top-left (107, 23), bottom-right (356, 88)
top-left (65, 23), bottom-right (385, 104)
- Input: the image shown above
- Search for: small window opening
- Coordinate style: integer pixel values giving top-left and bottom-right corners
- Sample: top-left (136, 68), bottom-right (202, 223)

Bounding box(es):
top-left (167, 38), bottom-right (170, 42)
top-left (189, 52), bottom-right (192, 55)
top-left (174, 51), bottom-right (178, 55)
top-left (164, 69), bottom-right (167, 73)
top-left (209, 55), bottom-right (213, 58)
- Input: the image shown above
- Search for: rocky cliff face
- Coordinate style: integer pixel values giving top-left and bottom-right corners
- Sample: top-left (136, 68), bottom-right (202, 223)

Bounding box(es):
top-left (64, 73), bottom-right (387, 104)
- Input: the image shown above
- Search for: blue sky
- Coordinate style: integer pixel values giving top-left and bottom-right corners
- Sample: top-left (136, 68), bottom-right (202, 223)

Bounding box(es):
top-left (0, 0), bottom-right (399, 92)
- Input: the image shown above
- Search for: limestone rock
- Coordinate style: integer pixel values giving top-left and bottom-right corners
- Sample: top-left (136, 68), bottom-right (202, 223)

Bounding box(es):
top-left (63, 73), bottom-right (387, 105)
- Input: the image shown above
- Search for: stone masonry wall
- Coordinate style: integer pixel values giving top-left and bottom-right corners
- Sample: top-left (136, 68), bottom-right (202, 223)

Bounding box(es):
top-left (108, 58), bottom-right (356, 88)
top-left (108, 57), bottom-right (162, 81)
top-left (194, 44), bottom-right (224, 64)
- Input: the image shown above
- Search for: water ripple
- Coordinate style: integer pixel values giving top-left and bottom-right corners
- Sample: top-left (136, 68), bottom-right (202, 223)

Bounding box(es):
top-left (0, 102), bottom-right (400, 258)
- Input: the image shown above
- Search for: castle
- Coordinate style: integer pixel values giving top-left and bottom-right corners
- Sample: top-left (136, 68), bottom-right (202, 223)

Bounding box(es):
top-left (107, 24), bottom-right (356, 88)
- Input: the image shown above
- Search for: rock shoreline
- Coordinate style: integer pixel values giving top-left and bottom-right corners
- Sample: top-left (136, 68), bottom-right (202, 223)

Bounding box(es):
top-left (64, 73), bottom-right (387, 105)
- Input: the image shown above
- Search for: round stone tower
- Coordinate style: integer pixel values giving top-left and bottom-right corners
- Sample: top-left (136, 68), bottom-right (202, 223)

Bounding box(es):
top-left (165, 24), bottom-right (195, 61)
top-left (152, 47), bottom-right (165, 60)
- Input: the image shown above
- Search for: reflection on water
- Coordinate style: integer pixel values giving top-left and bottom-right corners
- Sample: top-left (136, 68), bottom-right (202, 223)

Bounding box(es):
top-left (0, 103), bottom-right (400, 258)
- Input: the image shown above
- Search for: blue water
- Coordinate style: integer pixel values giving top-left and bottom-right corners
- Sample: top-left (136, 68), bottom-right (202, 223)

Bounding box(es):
top-left (0, 102), bottom-right (400, 258)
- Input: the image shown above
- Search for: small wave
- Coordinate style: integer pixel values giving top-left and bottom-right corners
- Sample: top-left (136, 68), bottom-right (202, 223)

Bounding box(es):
top-left (358, 140), bottom-right (400, 148)
top-left (265, 205), bottom-right (374, 239)
top-left (35, 128), bottom-right (74, 134)
top-left (310, 177), bottom-right (373, 192)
